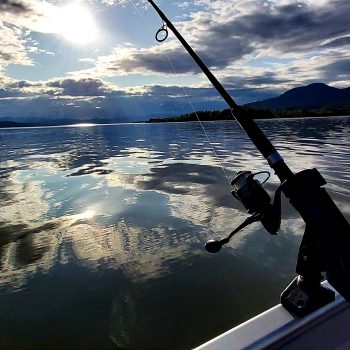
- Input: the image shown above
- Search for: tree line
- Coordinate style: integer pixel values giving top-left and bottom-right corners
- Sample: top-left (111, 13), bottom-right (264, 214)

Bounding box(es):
top-left (147, 107), bottom-right (350, 123)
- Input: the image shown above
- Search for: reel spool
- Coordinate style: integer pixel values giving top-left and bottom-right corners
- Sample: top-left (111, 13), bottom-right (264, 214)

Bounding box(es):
top-left (231, 171), bottom-right (271, 215)
top-left (205, 170), bottom-right (282, 254)
top-left (231, 170), bottom-right (282, 235)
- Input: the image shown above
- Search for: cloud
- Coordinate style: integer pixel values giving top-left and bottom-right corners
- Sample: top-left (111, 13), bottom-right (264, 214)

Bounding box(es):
top-left (72, 0), bottom-right (349, 90)
top-left (0, 77), bottom-right (219, 121)
top-left (0, 75), bottom-right (279, 121)
top-left (7, 79), bottom-right (38, 88)
top-left (321, 36), bottom-right (350, 49)
top-left (1, 0), bottom-right (349, 122)
top-left (0, 24), bottom-right (32, 68)
top-left (0, 0), bottom-right (55, 80)
top-left (219, 2), bottom-right (350, 53)
top-left (47, 78), bottom-right (114, 96)
top-left (0, 0), bottom-right (52, 29)
top-left (76, 44), bottom-right (198, 77)
top-left (0, 80), bottom-right (43, 98)
top-left (0, 0), bottom-right (29, 14)
top-left (321, 59), bottom-right (350, 81)
top-left (175, 0), bottom-right (350, 59)
top-left (0, 0), bottom-right (83, 82)
top-left (0, 88), bottom-right (25, 98)
top-left (222, 72), bottom-right (292, 88)
top-left (100, 0), bottom-right (133, 5)
top-left (1, 77), bottom-right (123, 98)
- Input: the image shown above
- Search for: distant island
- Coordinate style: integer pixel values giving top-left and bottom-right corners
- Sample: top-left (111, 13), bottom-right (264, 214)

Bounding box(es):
top-left (148, 83), bottom-right (350, 123)
top-left (0, 121), bottom-right (39, 128)
top-left (0, 118), bottom-right (122, 129)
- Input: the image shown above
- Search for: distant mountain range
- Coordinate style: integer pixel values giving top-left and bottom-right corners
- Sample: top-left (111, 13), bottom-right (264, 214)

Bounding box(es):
top-left (148, 83), bottom-right (350, 123)
top-left (245, 83), bottom-right (350, 109)
top-left (1, 83), bottom-right (349, 128)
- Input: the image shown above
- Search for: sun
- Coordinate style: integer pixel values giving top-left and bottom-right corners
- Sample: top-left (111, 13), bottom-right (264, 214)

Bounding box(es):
top-left (50, 3), bottom-right (98, 45)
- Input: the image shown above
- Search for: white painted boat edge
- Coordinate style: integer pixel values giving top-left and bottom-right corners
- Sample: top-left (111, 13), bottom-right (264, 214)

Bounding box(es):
top-left (194, 281), bottom-right (348, 350)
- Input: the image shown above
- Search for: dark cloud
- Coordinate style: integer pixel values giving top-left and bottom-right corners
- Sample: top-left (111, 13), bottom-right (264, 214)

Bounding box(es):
top-left (0, 80), bottom-right (42, 98)
top-left (100, 2), bottom-right (350, 77)
top-left (227, 87), bottom-right (279, 105)
top-left (222, 72), bottom-right (292, 88)
top-left (0, 50), bottom-right (12, 61)
top-left (47, 78), bottom-right (112, 96)
top-left (0, 88), bottom-right (24, 97)
top-left (101, 36), bottom-right (253, 76)
top-left (193, 30), bottom-right (254, 69)
top-left (1, 78), bottom-right (129, 99)
top-left (215, 2), bottom-right (350, 52)
top-left (0, 0), bottom-right (28, 13)
top-left (0, 79), bottom-right (41, 97)
top-left (7, 80), bottom-right (39, 88)
top-left (321, 59), bottom-right (350, 81)
top-left (102, 46), bottom-right (200, 75)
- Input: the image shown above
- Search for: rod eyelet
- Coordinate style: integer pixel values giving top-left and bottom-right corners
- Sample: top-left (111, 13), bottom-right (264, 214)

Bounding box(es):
top-left (155, 25), bottom-right (168, 42)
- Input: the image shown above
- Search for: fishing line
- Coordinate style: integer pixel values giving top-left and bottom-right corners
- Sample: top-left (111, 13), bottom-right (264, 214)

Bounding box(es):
top-left (164, 56), bottom-right (231, 185)
top-left (128, 0), bottom-right (231, 186)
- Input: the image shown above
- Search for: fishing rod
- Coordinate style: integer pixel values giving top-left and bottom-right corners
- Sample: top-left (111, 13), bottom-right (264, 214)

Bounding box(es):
top-left (148, 0), bottom-right (292, 182)
top-left (147, 0), bottom-right (350, 316)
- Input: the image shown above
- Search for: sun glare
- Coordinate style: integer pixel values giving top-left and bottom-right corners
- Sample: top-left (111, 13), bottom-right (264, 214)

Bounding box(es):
top-left (77, 210), bottom-right (96, 220)
top-left (73, 123), bottom-right (96, 127)
top-left (50, 3), bottom-right (98, 45)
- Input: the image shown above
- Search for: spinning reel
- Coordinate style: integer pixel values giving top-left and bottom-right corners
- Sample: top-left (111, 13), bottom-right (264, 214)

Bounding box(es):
top-left (205, 170), bottom-right (283, 253)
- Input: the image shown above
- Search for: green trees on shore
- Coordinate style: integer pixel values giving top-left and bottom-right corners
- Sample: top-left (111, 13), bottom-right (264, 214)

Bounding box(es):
top-left (147, 107), bottom-right (350, 123)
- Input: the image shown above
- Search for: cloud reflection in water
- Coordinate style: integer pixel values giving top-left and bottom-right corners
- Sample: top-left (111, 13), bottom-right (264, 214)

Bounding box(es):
top-left (0, 118), bottom-right (349, 349)
top-left (1, 119), bottom-right (349, 286)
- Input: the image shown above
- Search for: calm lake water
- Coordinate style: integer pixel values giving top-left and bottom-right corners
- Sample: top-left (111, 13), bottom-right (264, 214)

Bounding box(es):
top-left (0, 117), bottom-right (349, 349)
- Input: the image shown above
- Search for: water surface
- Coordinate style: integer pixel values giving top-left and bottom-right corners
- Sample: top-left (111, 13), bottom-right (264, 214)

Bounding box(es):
top-left (0, 117), bottom-right (349, 349)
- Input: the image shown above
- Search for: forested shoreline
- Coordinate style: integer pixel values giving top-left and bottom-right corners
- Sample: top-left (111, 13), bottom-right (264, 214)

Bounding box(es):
top-left (147, 107), bottom-right (350, 123)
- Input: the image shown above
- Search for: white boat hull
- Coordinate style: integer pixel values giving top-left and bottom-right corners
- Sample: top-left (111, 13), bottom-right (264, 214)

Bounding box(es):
top-left (195, 281), bottom-right (350, 350)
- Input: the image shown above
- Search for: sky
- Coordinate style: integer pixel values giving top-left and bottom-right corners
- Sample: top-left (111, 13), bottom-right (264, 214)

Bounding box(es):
top-left (0, 0), bottom-right (349, 122)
